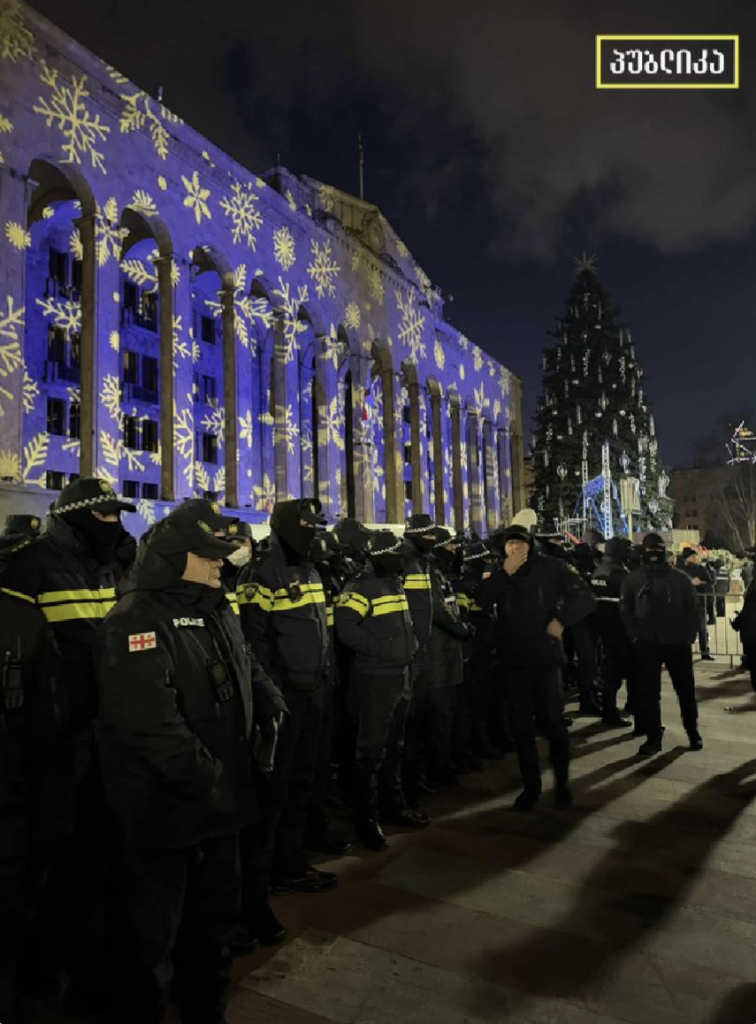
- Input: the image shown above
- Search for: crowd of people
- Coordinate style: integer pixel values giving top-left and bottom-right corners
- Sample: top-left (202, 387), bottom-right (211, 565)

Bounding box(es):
top-left (0, 476), bottom-right (747, 1024)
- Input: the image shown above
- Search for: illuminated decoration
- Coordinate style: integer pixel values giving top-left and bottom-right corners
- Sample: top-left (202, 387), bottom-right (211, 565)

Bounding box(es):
top-left (726, 421), bottom-right (756, 464)
top-left (0, 1), bottom-right (520, 538)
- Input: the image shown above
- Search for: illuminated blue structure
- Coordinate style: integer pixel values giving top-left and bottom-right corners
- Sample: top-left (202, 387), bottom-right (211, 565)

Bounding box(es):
top-left (0, 0), bottom-right (525, 536)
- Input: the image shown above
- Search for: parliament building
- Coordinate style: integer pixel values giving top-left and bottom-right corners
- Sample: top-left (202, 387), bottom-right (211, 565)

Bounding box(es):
top-left (0, 0), bottom-right (526, 537)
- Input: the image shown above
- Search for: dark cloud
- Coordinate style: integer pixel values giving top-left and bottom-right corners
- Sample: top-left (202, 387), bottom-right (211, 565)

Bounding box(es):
top-left (29, 0), bottom-right (756, 260)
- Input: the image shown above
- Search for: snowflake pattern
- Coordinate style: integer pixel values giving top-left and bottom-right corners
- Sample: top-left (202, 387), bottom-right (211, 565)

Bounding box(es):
top-left (239, 409), bottom-right (254, 448)
top-left (131, 190), bottom-right (158, 217)
top-left (4, 221), bottom-right (29, 249)
top-left (0, 449), bottom-right (20, 479)
top-left (99, 374), bottom-right (123, 426)
top-left (367, 264), bottom-right (385, 305)
top-left (0, 0), bottom-right (35, 62)
top-left (396, 288), bottom-right (426, 360)
top-left (272, 277), bottom-right (309, 363)
top-left (95, 197), bottom-right (127, 265)
top-left (33, 61), bottom-right (110, 173)
top-left (273, 226), bottom-right (296, 271)
top-left (137, 498), bottom-right (157, 526)
top-left (284, 189), bottom-right (297, 212)
top-left (251, 472), bottom-right (275, 512)
top-left (205, 264), bottom-right (273, 353)
top-left (181, 170), bottom-right (211, 224)
top-left (323, 395), bottom-right (345, 451)
top-left (220, 180), bottom-right (262, 250)
top-left (434, 337), bottom-right (446, 370)
top-left (22, 369), bottom-right (38, 413)
top-left (22, 432), bottom-right (48, 488)
top-left (173, 402), bottom-right (194, 461)
top-left (307, 239), bottom-right (340, 299)
top-left (344, 302), bottom-right (361, 330)
top-left (0, 295), bottom-right (24, 343)
top-left (318, 183), bottom-right (336, 212)
top-left (35, 295), bottom-right (81, 334)
top-left (0, 109), bottom-right (12, 166)
top-left (200, 405), bottom-right (225, 447)
top-left (274, 404), bottom-right (299, 455)
top-left (118, 91), bottom-right (171, 159)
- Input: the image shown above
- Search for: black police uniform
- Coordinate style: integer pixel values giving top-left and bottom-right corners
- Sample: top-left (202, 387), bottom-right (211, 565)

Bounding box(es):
top-left (733, 577), bottom-right (756, 693)
top-left (590, 538), bottom-right (637, 726)
top-left (0, 477), bottom-right (135, 1013)
top-left (237, 499), bottom-right (335, 894)
top-left (96, 515), bottom-right (275, 1024)
top-left (478, 526), bottom-right (596, 807)
top-left (335, 533), bottom-right (419, 847)
top-left (679, 552), bottom-right (713, 656)
top-left (620, 540), bottom-right (701, 751)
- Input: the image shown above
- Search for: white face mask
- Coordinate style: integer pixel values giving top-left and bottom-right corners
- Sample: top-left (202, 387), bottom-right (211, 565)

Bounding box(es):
top-left (227, 545), bottom-right (252, 568)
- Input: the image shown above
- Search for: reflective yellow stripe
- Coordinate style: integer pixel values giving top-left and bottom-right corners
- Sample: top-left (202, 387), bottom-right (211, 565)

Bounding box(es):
top-left (456, 593), bottom-right (471, 611)
top-left (326, 606), bottom-right (334, 627)
top-left (0, 586), bottom-right (35, 605)
top-left (225, 593), bottom-right (240, 616)
top-left (237, 583), bottom-right (274, 611)
top-left (274, 592), bottom-right (326, 612)
top-left (404, 574), bottom-right (431, 591)
top-left (338, 593), bottom-right (370, 617)
top-left (42, 601), bottom-right (115, 624)
top-left (371, 599), bottom-right (409, 617)
top-left (471, 602), bottom-right (484, 614)
top-left (38, 588), bottom-right (116, 605)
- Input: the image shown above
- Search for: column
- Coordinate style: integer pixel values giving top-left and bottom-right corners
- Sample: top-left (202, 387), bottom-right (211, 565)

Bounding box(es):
top-left (467, 408), bottom-right (483, 535)
top-left (221, 286), bottom-right (238, 508)
top-left (381, 366), bottom-right (402, 524)
top-left (155, 254), bottom-right (176, 500)
top-left (75, 211), bottom-right (97, 476)
top-left (450, 399), bottom-right (464, 532)
top-left (429, 389), bottom-right (444, 525)
top-left (407, 380), bottom-right (422, 514)
top-left (350, 352), bottom-right (374, 523)
top-left (497, 426), bottom-right (513, 525)
top-left (482, 419), bottom-right (499, 534)
top-left (273, 320), bottom-right (299, 502)
top-left (92, 250), bottom-right (121, 481)
top-left (0, 168), bottom-right (29, 478)
top-left (314, 339), bottom-right (334, 513)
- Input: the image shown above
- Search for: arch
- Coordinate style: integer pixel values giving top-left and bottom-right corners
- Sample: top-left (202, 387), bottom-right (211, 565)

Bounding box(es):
top-left (120, 206), bottom-right (174, 261)
top-left (191, 243), bottom-right (235, 291)
top-left (369, 339), bottom-right (397, 522)
top-left (294, 301), bottom-right (327, 340)
top-left (27, 156), bottom-right (97, 222)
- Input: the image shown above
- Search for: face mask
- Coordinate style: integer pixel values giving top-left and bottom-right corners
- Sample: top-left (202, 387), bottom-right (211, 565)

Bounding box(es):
top-left (227, 545), bottom-right (252, 568)
top-left (372, 553), bottom-right (405, 576)
top-left (643, 549), bottom-right (664, 564)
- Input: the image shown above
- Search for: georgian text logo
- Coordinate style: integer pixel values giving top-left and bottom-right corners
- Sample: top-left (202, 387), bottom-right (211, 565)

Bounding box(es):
top-left (596, 36), bottom-right (739, 89)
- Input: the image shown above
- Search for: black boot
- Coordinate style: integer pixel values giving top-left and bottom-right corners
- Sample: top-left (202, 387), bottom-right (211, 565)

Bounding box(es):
top-left (688, 730), bottom-right (703, 751)
top-left (513, 787), bottom-right (541, 811)
top-left (638, 733), bottom-right (663, 756)
top-left (356, 818), bottom-right (388, 851)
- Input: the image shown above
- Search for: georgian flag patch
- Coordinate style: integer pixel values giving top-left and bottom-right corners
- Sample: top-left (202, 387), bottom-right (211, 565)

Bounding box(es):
top-left (129, 632), bottom-right (157, 652)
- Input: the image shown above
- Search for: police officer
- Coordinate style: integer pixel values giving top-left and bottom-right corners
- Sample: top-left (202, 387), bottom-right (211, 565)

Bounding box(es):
top-left (590, 538), bottom-right (634, 729)
top-left (620, 533), bottom-right (702, 756)
top-left (97, 513), bottom-right (277, 1024)
top-left (478, 524), bottom-right (596, 810)
top-left (221, 520), bottom-right (255, 590)
top-left (0, 477), bottom-right (136, 1017)
top-left (237, 499), bottom-right (337, 897)
top-left (1, 514), bottom-right (42, 541)
top-left (679, 548), bottom-right (714, 660)
top-left (336, 531), bottom-right (425, 849)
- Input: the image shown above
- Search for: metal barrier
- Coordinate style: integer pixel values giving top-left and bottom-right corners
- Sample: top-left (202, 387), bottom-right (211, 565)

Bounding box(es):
top-left (693, 593), bottom-right (745, 666)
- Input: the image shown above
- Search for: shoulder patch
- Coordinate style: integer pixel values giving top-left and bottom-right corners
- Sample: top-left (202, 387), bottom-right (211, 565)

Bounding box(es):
top-left (128, 631), bottom-right (156, 652)
top-left (243, 582), bottom-right (259, 600)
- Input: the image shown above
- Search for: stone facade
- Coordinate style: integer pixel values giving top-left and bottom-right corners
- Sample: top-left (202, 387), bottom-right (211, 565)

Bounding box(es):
top-left (0, 0), bottom-right (524, 537)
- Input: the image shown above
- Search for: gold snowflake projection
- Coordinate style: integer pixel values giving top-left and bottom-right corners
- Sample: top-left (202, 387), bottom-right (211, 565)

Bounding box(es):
top-left (458, 333), bottom-right (470, 352)
top-left (285, 189), bottom-right (297, 212)
top-left (120, 256), bottom-right (157, 292)
top-left (318, 183), bottom-right (336, 213)
top-left (487, 357), bottom-right (496, 378)
top-left (473, 346), bottom-right (484, 373)
top-left (35, 295), bottom-right (81, 334)
top-left (200, 406), bottom-right (225, 447)
top-left (193, 461), bottom-right (213, 495)
top-left (173, 400), bottom-right (194, 464)
top-left (221, 180), bottom-right (263, 250)
top-left (33, 61), bottom-right (110, 174)
top-left (320, 325), bottom-right (344, 371)
top-left (344, 302), bottom-right (361, 331)
top-left (499, 367), bottom-right (511, 395)
top-left (99, 374), bottom-right (123, 426)
top-left (395, 236), bottom-right (409, 259)
top-left (157, 175), bottom-right (168, 191)
top-left (109, 330), bottom-right (120, 352)
top-left (307, 239), bottom-right (340, 300)
top-left (0, 110), bottom-right (12, 166)
top-left (95, 197), bottom-right (127, 266)
top-left (0, 449), bottom-right (20, 479)
top-left (272, 277), bottom-right (309, 363)
top-left (273, 404), bottom-right (299, 455)
top-left (136, 498), bottom-right (157, 526)
top-left (323, 395), bottom-right (345, 451)
top-left (62, 436), bottom-right (80, 458)
top-left (351, 249), bottom-right (362, 272)
top-left (396, 288), bottom-right (426, 360)
top-left (473, 383), bottom-right (489, 417)
top-left (0, 295), bottom-right (23, 344)
top-left (493, 398), bottom-right (502, 422)
top-left (273, 226), bottom-right (296, 271)
top-left (21, 432), bottom-right (48, 487)
top-left (434, 337), bottom-right (445, 370)
top-left (252, 472), bottom-right (276, 513)
top-left (118, 91), bottom-right (171, 160)
top-left (459, 363), bottom-right (466, 381)
top-left (205, 264), bottom-right (272, 353)
top-left (0, 0), bottom-right (35, 62)
top-left (68, 229), bottom-right (83, 260)
top-left (4, 221), bottom-right (29, 249)
top-left (100, 429), bottom-right (145, 475)
top-left (182, 170), bottom-right (211, 225)
top-left (367, 264), bottom-right (385, 305)
top-left (22, 369), bottom-right (38, 413)
top-left (301, 423), bottom-right (315, 485)
top-left (238, 409), bottom-right (254, 448)
top-left (131, 190), bottom-right (158, 217)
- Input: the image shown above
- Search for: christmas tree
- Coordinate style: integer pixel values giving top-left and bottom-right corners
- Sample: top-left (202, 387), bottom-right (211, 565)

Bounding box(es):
top-left (531, 255), bottom-right (673, 536)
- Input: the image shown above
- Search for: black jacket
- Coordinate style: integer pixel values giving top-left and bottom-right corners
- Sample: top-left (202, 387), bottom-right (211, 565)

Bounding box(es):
top-left (590, 556), bottom-right (631, 652)
top-left (335, 566), bottom-right (418, 675)
top-left (732, 581), bottom-right (756, 645)
top-left (237, 539), bottom-right (328, 691)
top-left (401, 546), bottom-right (433, 648)
top-left (620, 564), bottom-right (698, 645)
top-left (428, 561), bottom-right (467, 687)
top-left (96, 542), bottom-right (282, 849)
top-left (0, 515), bottom-right (118, 734)
top-left (679, 560), bottom-right (714, 599)
top-left (455, 569), bottom-right (497, 671)
top-left (477, 553), bottom-right (597, 669)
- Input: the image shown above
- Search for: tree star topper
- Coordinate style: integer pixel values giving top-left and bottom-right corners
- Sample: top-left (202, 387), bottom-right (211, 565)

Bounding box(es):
top-left (572, 251), bottom-right (598, 275)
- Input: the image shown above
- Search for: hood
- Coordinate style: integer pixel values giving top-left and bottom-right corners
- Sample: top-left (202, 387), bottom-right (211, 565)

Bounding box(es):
top-left (270, 498), bottom-right (325, 561)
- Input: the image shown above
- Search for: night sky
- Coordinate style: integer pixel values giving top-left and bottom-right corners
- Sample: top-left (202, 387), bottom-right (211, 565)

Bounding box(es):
top-left (27, 0), bottom-right (756, 467)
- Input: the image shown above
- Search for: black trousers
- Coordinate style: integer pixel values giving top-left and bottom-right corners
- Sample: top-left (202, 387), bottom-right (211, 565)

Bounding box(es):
top-left (635, 640), bottom-right (698, 739)
top-left (0, 815), bottom-right (33, 1024)
top-left (696, 604), bottom-right (710, 654)
top-left (569, 621), bottom-right (598, 705)
top-left (352, 671), bottom-right (410, 818)
top-left (600, 642), bottom-right (638, 720)
top-left (505, 666), bottom-right (569, 794)
top-left (413, 683), bottom-right (457, 780)
top-left (112, 834), bottom-right (239, 1024)
top-left (745, 643), bottom-right (756, 694)
top-left (306, 680), bottom-right (335, 836)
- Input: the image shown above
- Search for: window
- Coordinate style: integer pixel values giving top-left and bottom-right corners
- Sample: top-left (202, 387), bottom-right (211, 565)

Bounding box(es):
top-left (69, 333), bottom-right (81, 369)
top-left (142, 419), bottom-right (158, 453)
top-left (404, 480), bottom-right (413, 501)
top-left (192, 372), bottom-right (200, 403)
top-left (71, 258), bottom-right (82, 296)
top-left (201, 433), bottom-right (218, 464)
top-left (122, 480), bottom-right (139, 499)
top-left (123, 415), bottom-right (139, 450)
top-left (48, 326), bottom-right (66, 364)
top-left (124, 282), bottom-right (139, 314)
top-left (202, 375), bottom-right (217, 404)
top-left (46, 470), bottom-right (65, 490)
top-left (141, 291), bottom-right (158, 330)
top-left (123, 350), bottom-right (139, 385)
top-left (404, 443), bottom-right (412, 465)
top-left (142, 482), bottom-right (159, 500)
top-left (142, 356), bottom-right (158, 394)
top-left (203, 490), bottom-right (218, 500)
top-left (201, 315), bottom-right (216, 344)
top-left (49, 248), bottom-right (68, 287)
top-left (403, 406), bottom-right (411, 425)
top-left (69, 402), bottom-right (81, 439)
top-left (47, 398), bottom-right (66, 435)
